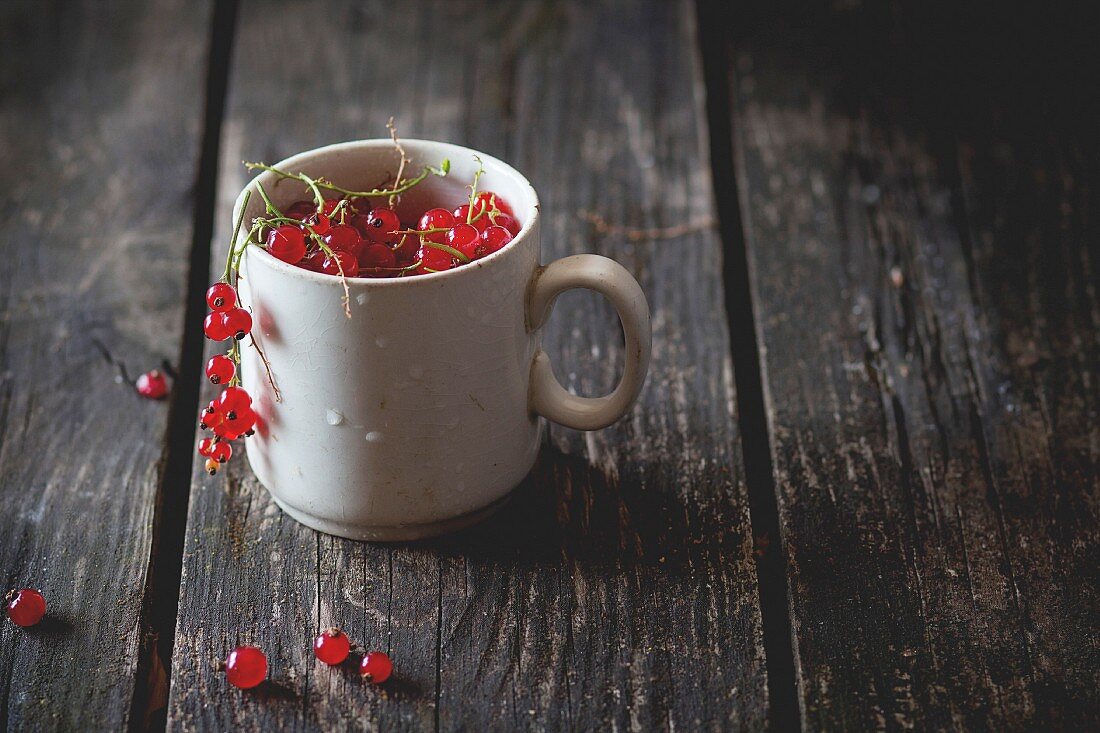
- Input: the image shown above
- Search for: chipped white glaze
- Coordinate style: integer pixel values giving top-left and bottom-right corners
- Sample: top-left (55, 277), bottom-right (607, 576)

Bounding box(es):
top-left (235, 140), bottom-right (650, 540)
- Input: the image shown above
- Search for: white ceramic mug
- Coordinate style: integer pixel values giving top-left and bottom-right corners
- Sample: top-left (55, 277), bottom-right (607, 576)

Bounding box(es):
top-left (234, 140), bottom-right (651, 540)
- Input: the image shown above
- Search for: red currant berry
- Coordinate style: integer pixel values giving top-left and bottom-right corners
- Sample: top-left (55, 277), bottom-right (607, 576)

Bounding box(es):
top-left (204, 312), bottom-right (233, 341)
top-left (417, 208), bottom-right (456, 244)
top-left (323, 225), bottom-right (364, 257)
top-left (206, 282), bottom-right (237, 312)
top-left (266, 225), bottom-right (307, 264)
top-left (477, 191), bottom-right (513, 217)
top-left (205, 355), bottom-right (235, 385)
top-left (284, 200), bottom-right (315, 220)
top-left (198, 437), bottom-right (217, 457)
top-left (392, 236), bottom-right (418, 264)
top-left (135, 370), bottom-right (169, 400)
top-left (361, 207), bottom-right (401, 243)
top-left (226, 646), bottom-right (267, 689)
top-left (313, 628), bottom-right (351, 666)
top-left (453, 203), bottom-right (491, 232)
top-left (223, 308), bottom-right (253, 340)
top-left (446, 223), bottom-right (480, 260)
top-left (321, 251), bottom-right (358, 277)
top-left (360, 243), bottom-right (397, 274)
top-left (322, 199), bottom-right (349, 217)
top-left (5, 588), bottom-right (46, 627)
top-left (210, 441), bottom-right (232, 463)
top-left (478, 225), bottom-right (513, 257)
top-left (200, 401), bottom-right (223, 430)
top-left (417, 243), bottom-right (455, 274)
top-left (300, 249), bottom-right (326, 271)
top-left (490, 212), bottom-right (521, 236)
top-left (205, 457), bottom-right (220, 475)
top-left (218, 386), bottom-right (252, 415)
top-left (359, 651), bottom-right (392, 684)
top-left (306, 212), bottom-right (331, 236)
top-left (216, 406), bottom-right (256, 440)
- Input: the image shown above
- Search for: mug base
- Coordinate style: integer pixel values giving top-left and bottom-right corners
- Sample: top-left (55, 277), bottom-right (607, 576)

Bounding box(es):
top-left (269, 491), bottom-right (513, 542)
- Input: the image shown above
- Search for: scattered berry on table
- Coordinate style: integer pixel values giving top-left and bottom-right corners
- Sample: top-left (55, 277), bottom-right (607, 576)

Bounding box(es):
top-left (136, 370), bottom-right (169, 400)
top-left (5, 588), bottom-right (46, 627)
top-left (226, 646), bottom-right (268, 689)
top-left (313, 628), bottom-right (351, 666)
top-left (359, 651), bottom-right (393, 684)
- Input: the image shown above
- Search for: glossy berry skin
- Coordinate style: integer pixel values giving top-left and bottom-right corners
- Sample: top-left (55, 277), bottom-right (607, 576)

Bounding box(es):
top-left (360, 244), bottom-right (397, 274)
top-left (306, 212), bottom-right (331, 236)
top-left (361, 207), bottom-right (401, 243)
top-left (446, 223), bottom-right (480, 260)
top-left (198, 437), bottom-right (217, 457)
top-left (417, 208), bottom-right (456, 244)
top-left (417, 243), bottom-right (455, 274)
top-left (300, 249), bottom-right (326, 271)
top-left (323, 225), bottom-right (364, 258)
top-left (218, 386), bottom-right (252, 415)
top-left (204, 312), bottom-right (233, 341)
top-left (210, 441), bottom-right (232, 463)
top-left (321, 251), bottom-right (358, 277)
top-left (223, 308), bottom-right (253, 340)
top-left (6, 588), bottom-right (46, 627)
top-left (490, 212), bottom-right (521, 236)
top-left (136, 370), bottom-right (169, 400)
top-left (205, 355), bottom-right (235, 385)
top-left (200, 401), bottom-right (223, 430)
top-left (206, 282), bottom-right (237, 312)
top-left (359, 651), bottom-right (392, 684)
top-left (226, 646), bottom-right (267, 689)
top-left (313, 628), bottom-right (351, 666)
top-left (478, 225), bottom-right (513, 257)
top-left (477, 191), bottom-right (513, 218)
top-left (215, 406), bottom-right (255, 440)
top-left (453, 203), bottom-right (491, 233)
top-left (266, 225), bottom-right (307, 264)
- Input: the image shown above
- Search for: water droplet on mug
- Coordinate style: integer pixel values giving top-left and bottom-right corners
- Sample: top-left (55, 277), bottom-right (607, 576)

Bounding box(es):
top-left (375, 335), bottom-right (387, 348)
top-left (356, 292), bottom-right (369, 306)
top-left (365, 431), bottom-right (384, 443)
top-left (326, 409), bottom-right (344, 426)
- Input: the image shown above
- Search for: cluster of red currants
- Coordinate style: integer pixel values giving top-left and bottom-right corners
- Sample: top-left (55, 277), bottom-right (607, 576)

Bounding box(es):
top-left (225, 629), bottom-right (392, 690)
top-left (197, 282), bottom-right (257, 474)
top-left (263, 188), bottom-right (519, 278)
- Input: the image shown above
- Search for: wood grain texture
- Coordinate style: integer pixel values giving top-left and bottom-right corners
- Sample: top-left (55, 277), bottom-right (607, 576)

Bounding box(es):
top-left (724, 3), bottom-right (1100, 729)
top-left (166, 0), bottom-right (767, 730)
top-left (0, 0), bottom-right (210, 729)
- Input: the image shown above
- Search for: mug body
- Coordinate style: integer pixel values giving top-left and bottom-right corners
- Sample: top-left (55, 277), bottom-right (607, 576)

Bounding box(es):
top-left (234, 141), bottom-right (542, 540)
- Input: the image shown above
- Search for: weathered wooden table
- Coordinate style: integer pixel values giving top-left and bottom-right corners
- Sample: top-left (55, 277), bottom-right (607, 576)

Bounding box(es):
top-left (1, 1), bottom-right (1096, 730)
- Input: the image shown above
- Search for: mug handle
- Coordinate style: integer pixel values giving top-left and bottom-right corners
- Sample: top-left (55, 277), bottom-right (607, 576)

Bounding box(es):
top-left (527, 254), bottom-right (652, 430)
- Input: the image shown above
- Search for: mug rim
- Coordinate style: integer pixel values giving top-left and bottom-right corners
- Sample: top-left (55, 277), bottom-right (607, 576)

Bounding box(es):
top-left (233, 139), bottom-right (540, 288)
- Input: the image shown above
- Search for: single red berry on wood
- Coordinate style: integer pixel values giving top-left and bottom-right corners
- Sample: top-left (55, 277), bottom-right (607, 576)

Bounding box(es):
top-left (205, 355), bottom-right (235, 385)
top-left (359, 651), bottom-right (392, 684)
top-left (226, 646), bottom-right (267, 689)
top-left (417, 208), bottom-right (456, 244)
top-left (323, 225), bottom-right (364, 257)
top-left (204, 312), bottom-right (233, 341)
top-left (478, 225), bottom-right (513, 257)
top-left (6, 588), bottom-right (46, 627)
top-left (313, 628), bottom-right (351, 666)
top-left (206, 282), bottom-right (237, 312)
top-left (266, 225), bottom-right (307, 264)
top-left (223, 308), bottom-right (253, 340)
top-left (210, 441), bottom-right (232, 463)
top-left (321, 251), bottom-right (358, 277)
top-left (360, 207), bottom-right (401, 243)
top-left (446, 223), bottom-right (480, 261)
top-left (136, 370), bottom-right (169, 399)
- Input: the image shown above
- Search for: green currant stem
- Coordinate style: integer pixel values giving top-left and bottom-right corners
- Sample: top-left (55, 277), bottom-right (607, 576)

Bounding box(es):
top-left (244, 160), bottom-right (449, 200)
top-left (422, 239), bottom-right (470, 263)
top-left (222, 191), bottom-right (252, 282)
top-left (465, 156), bottom-right (486, 224)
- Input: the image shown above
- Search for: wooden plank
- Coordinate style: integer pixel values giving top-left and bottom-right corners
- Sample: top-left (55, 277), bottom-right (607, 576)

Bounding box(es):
top-left (724, 5), bottom-right (1100, 729)
top-left (0, 0), bottom-right (211, 729)
top-left (166, 0), bottom-right (767, 729)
